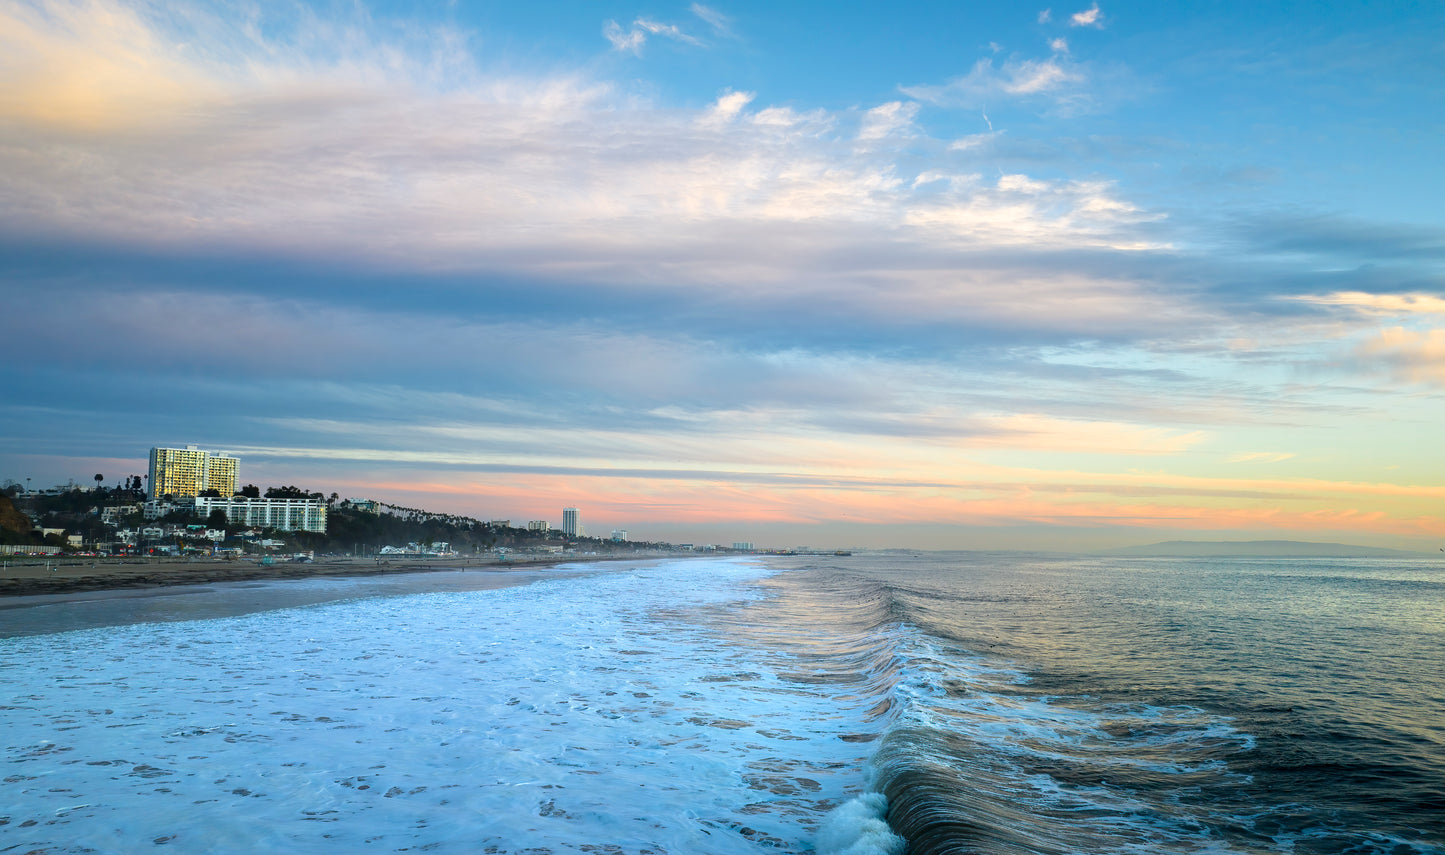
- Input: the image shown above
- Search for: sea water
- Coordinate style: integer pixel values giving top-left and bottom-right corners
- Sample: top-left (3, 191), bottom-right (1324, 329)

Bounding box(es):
top-left (2, 553), bottom-right (1442, 854)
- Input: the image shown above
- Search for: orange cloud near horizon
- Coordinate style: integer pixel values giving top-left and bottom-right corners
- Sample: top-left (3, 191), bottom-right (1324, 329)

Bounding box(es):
top-left (340, 468), bottom-right (1445, 545)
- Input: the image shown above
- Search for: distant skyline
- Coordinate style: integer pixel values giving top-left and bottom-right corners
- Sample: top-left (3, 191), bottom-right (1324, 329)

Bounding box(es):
top-left (2, 1), bottom-right (1442, 550)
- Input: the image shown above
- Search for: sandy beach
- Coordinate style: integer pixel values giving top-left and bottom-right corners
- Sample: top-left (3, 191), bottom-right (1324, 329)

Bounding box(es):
top-left (0, 553), bottom-right (667, 598)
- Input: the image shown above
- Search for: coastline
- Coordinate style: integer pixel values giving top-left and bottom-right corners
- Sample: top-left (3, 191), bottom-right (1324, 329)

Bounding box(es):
top-left (0, 552), bottom-right (680, 599)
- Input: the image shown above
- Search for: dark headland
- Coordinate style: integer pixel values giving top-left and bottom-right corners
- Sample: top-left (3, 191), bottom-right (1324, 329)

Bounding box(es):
top-left (1102, 540), bottom-right (1436, 558)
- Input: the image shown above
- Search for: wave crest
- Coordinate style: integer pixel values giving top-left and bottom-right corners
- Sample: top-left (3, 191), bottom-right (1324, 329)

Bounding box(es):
top-left (816, 792), bottom-right (906, 855)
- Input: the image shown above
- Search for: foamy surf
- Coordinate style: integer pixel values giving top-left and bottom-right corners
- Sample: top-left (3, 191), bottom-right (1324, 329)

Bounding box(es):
top-left (0, 558), bottom-right (886, 853)
top-left (815, 792), bottom-right (906, 855)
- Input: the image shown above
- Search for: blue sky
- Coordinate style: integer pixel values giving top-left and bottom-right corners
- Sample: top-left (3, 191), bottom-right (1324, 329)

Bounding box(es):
top-left (2, 0), bottom-right (1442, 549)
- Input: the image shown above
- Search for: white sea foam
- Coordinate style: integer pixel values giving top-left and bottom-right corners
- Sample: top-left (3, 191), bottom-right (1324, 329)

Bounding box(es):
top-left (815, 792), bottom-right (905, 855)
top-left (0, 558), bottom-right (882, 853)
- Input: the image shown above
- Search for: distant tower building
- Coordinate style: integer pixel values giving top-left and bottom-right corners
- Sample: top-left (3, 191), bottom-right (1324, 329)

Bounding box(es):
top-left (562, 507), bottom-right (580, 537)
top-left (528, 520), bottom-right (550, 532)
top-left (148, 446), bottom-right (238, 500)
top-left (610, 530), bottom-right (628, 542)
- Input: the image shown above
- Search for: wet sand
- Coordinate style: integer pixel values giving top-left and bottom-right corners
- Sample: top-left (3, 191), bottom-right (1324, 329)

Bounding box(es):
top-left (0, 553), bottom-right (669, 598)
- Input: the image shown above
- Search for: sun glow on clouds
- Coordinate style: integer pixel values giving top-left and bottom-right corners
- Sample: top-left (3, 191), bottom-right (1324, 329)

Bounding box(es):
top-left (1294, 292), bottom-right (1445, 389)
top-left (0, 0), bottom-right (225, 129)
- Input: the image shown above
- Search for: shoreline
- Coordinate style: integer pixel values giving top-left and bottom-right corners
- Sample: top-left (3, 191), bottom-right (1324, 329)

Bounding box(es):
top-left (0, 553), bottom-right (683, 599)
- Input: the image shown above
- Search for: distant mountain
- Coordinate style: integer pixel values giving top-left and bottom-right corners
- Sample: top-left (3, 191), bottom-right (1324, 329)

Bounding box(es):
top-left (1102, 540), bottom-right (1435, 558)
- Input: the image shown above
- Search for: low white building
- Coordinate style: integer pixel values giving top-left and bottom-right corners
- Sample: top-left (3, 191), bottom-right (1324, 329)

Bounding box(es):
top-left (101, 504), bottom-right (142, 525)
top-left (143, 499), bottom-right (179, 520)
top-left (379, 542), bottom-right (453, 556)
top-left (191, 496), bottom-right (327, 533)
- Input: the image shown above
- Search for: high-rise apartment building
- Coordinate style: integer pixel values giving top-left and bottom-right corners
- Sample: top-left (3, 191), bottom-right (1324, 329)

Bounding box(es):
top-left (148, 445), bottom-right (239, 499)
top-left (204, 453), bottom-right (238, 498)
top-left (562, 507), bottom-right (580, 537)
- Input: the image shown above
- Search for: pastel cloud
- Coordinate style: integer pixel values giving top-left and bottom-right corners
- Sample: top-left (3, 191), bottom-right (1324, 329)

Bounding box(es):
top-left (905, 173), bottom-right (1168, 251)
top-left (1356, 328), bottom-right (1445, 386)
top-left (698, 89), bottom-right (755, 126)
top-left (857, 101), bottom-right (920, 142)
top-left (239, 454), bottom-right (1445, 541)
top-left (1290, 292), bottom-right (1445, 388)
top-left (1299, 291), bottom-right (1445, 317)
top-left (0, 0), bottom-right (227, 129)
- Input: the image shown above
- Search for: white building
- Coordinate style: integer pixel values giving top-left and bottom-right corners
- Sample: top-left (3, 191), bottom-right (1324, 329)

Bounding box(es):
top-left (527, 520), bottom-right (549, 532)
top-left (732, 542), bottom-right (754, 551)
top-left (101, 504), bottom-right (142, 525)
top-left (191, 496), bottom-right (327, 533)
top-left (562, 507), bottom-right (581, 537)
top-left (610, 530), bottom-right (628, 542)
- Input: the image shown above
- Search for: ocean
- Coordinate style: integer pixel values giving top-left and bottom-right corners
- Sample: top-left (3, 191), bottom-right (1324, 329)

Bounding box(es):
top-left (1, 552), bottom-right (1441, 854)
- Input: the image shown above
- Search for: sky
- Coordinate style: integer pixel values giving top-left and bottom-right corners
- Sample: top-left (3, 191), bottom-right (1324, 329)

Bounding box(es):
top-left (2, 0), bottom-right (1443, 551)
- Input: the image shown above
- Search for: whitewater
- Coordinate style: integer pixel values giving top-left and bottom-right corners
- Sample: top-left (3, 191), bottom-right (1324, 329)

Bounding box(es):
top-left (2, 558), bottom-right (897, 853)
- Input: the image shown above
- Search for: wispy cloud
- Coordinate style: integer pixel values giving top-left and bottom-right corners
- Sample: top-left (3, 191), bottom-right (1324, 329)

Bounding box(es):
top-left (1296, 292), bottom-right (1445, 317)
top-left (603, 20), bottom-right (647, 54)
top-left (690, 3), bottom-right (734, 38)
top-left (604, 16), bottom-right (701, 55)
top-left (1070, 3), bottom-right (1104, 28)
top-left (1229, 452), bottom-right (1297, 464)
top-left (856, 100), bottom-right (919, 142)
top-left (902, 55), bottom-right (1087, 111)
